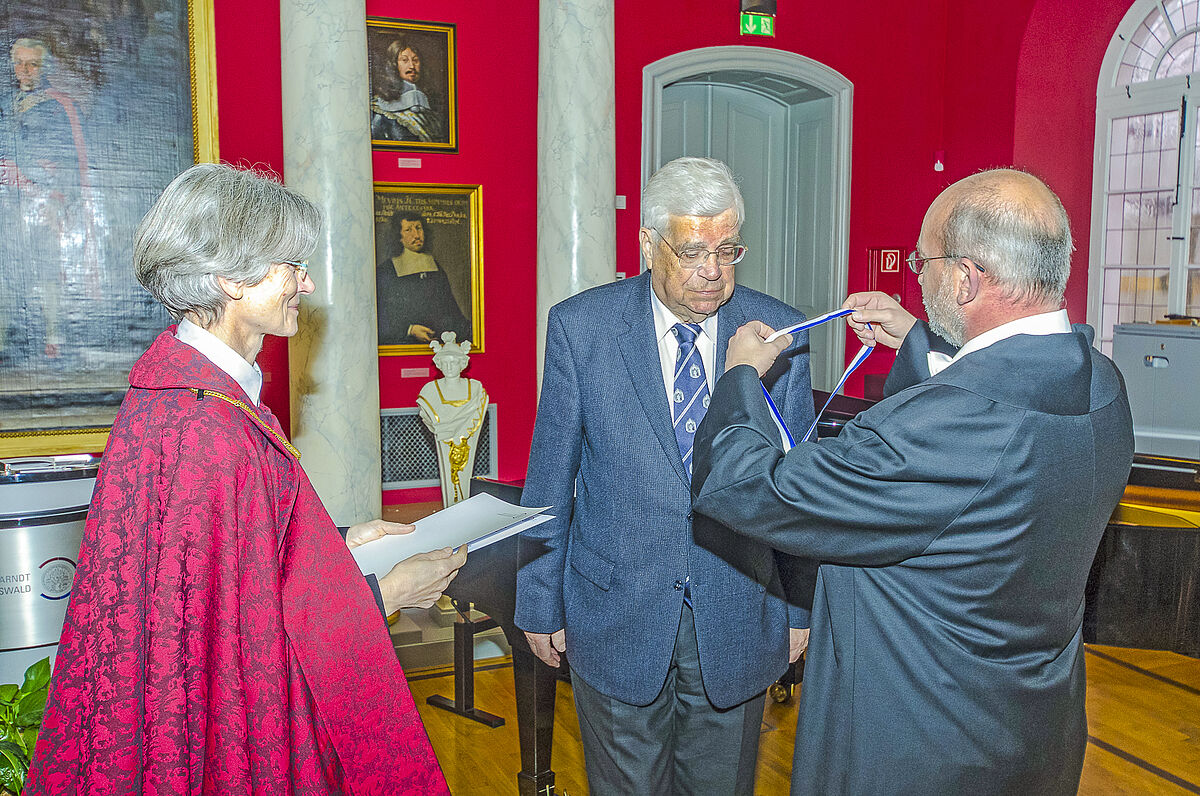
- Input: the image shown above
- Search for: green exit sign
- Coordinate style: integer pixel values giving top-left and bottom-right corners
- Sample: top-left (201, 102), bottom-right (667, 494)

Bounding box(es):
top-left (740, 12), bottom-right (775, 36)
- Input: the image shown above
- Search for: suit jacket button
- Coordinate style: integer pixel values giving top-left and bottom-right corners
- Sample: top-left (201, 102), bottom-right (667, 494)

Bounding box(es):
top-left (687, 511), bottom-right (694, 522)
top-left (673, 580), bottom-right (683, 590)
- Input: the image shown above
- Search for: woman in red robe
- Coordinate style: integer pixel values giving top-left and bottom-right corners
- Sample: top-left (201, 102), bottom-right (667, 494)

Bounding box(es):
top-left (28, 163), bottom-right (462, 795)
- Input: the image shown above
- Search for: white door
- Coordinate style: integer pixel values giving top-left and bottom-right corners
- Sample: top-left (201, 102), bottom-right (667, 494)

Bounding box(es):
top-left (660, 79), bottom-right (841, 390)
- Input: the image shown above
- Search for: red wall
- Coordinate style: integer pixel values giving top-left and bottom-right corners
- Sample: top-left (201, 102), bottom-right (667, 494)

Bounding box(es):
top-left (212, 0), bottom-right (540, 502)
top-left (942, 1), bottom-right (1037, 177)
top-left (211, 0), bottom-right (1133, 494)
top-left (1014, 0), bottom-right (1133, 316)
top-left (367, 0), bottom-right (539, 502)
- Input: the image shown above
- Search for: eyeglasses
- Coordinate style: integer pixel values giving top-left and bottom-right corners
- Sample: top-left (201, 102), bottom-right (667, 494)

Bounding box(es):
top-left (656, 230), bottom-right (748, 268)
top-left (280, 259), bottom-right (310, 279)
top-left (906, 251), bottom-right (985, 276)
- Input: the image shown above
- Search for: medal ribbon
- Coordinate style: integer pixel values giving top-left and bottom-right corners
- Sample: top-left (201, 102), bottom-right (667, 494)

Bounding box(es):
top-left (757, 308), bottom-right (873, 450)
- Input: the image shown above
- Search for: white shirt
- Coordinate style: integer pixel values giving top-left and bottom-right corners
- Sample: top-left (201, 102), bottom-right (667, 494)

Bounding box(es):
top-left (389, 249), bottom-right (439, 278)
top-left (650, 282), bottom-right (719, 407)
top-left (926, 309), bottom-right (1072, 376)
top-left (175, 318), bottom-right (264, 405)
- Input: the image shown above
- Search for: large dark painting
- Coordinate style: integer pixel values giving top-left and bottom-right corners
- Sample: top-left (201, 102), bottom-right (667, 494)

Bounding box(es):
top-left (0, 0), bottom-right (216, 456)
top-left (374, 182), bottom-right (483, 355)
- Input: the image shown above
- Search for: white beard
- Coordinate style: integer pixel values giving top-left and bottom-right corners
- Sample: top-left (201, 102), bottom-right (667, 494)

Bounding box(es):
top-left (923, 268), bottom-right (966, 347)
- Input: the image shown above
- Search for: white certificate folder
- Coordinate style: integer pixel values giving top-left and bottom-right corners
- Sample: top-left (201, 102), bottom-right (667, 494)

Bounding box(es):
top-left (350, 492), bottom-right (554, 579)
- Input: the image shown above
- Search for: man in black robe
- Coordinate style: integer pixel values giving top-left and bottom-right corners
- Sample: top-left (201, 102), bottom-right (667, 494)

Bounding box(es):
top-left (692, 168), bottom-right (1134, 795)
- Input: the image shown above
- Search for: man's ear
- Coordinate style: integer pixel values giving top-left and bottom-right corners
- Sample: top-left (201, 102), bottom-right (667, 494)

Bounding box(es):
top-left (216, 275), bottom-right (244, 301)
top-left (955, 258), bottom-right (982, 305)
top-left (639, 228), bottom-right (655, 268)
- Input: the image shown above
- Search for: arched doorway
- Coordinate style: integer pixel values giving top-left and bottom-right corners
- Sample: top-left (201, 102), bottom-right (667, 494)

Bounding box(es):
top-left (1090, 0), bottom-right (1200, 353)
top-left (643, 47), bottom-right (852, 391)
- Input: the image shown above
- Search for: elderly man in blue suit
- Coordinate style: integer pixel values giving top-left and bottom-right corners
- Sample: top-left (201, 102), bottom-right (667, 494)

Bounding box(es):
top-left (693, 169), bottom-right (1134, 794)
top-left (515, 157), bottom-right (816, 794)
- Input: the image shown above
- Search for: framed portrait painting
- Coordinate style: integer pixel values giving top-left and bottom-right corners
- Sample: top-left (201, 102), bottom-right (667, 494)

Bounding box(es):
top-left (367, 18), bottom-right (458, 152)
top-left (375, 183), bottom-right (483, 356)
top-left (0, 0), bottom-right (218, 457)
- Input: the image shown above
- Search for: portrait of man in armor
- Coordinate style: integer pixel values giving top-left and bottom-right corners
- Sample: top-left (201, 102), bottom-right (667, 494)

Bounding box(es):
top-left (366, 18), bottom-right (458, 152)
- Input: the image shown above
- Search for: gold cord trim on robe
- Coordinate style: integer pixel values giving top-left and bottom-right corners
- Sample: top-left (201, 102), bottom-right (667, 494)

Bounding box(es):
top-left (189, 388), bottom-right (301, 460)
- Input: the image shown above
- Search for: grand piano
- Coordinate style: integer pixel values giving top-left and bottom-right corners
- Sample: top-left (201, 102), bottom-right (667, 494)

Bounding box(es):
top-left (1084, 453), bottom-right (1200, 656)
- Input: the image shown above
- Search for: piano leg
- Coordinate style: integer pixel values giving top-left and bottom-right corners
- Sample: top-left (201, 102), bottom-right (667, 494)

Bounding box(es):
top-left (513, 646), bottom-right (559, 796)
top-left (425, 602), bottom-right (506, 727)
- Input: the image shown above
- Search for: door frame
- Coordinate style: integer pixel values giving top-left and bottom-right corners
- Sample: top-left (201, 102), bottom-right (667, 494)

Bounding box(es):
top-left (642, 46), bottom-right (853, 387)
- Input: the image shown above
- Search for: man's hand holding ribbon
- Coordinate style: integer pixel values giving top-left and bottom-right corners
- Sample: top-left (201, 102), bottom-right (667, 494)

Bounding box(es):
top-left (841, 291), bottom-right (918, 350)
top-left (724, 320), bottom-right (792, 376)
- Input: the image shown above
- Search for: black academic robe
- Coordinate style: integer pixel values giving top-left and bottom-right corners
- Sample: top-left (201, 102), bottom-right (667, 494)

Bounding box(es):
top-left (375, 259), bottom-right (471, 346)
top-left (692, 323), bottom-right (1134, 795)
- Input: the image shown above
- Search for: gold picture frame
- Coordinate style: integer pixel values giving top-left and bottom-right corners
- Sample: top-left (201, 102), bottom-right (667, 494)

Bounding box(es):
top-left (374, 183), bottom-right (483, 356)
top-left (367, 17), bottom-right (458, 153)
top-left (0, 0), bottom-right (219, 458)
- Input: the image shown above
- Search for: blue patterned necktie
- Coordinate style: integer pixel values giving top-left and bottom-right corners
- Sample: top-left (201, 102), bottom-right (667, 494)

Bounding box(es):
top-left (671, 322), bottom-right (710, 478)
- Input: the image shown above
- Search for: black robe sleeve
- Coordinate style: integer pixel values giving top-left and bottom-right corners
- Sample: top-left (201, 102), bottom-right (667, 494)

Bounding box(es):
top-left (337, 525), bottom-right (388, 621)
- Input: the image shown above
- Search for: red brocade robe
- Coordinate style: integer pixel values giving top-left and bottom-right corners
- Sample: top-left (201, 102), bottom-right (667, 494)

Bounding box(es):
top-left (28, 329), bottom-right (447, 795)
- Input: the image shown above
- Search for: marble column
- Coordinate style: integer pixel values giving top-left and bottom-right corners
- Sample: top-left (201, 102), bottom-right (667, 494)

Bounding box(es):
top-left (536, 0), bottom-right (617, 379)
top-left (280, 0), bottom-right (381, 524)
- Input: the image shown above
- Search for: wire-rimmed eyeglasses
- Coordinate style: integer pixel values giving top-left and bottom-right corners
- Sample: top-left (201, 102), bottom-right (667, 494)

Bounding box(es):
top-left (906, 251), bottom-right (985, 276)
top-left (656, 229), bottom-right (748, 268)
top-left (281, 259), bottom-right (310, 279)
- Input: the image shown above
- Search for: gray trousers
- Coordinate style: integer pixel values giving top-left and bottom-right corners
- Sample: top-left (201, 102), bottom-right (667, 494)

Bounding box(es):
top-left (570, 603), bottom-right (766, 795)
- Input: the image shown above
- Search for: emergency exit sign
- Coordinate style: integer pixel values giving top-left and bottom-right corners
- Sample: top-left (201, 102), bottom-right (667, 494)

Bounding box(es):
top-left (740, 12), bottom-right (774, 36)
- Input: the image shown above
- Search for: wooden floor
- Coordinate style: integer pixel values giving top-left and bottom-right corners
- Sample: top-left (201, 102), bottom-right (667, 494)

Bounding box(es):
top-left (409, 644), bottom-right (1200, 795)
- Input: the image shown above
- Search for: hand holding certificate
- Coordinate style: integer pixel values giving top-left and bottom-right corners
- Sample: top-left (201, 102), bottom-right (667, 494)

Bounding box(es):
top-left (351, 492), bottom-right (554, 580)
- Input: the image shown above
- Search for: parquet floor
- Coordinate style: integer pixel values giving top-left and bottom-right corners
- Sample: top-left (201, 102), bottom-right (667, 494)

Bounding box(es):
top-left (409, 644), bottom-right (1200, 795)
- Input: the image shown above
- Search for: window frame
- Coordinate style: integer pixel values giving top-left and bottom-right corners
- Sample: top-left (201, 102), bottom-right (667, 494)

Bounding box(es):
top-left (1090, 0), bottom-right (1200, 350)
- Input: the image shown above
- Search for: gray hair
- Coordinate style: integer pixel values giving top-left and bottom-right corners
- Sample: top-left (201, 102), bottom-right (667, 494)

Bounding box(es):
top-left (11, 38), bottom-right (51, 71)
top-left (641, 157), bottom-right (745, 233)
top-left (941, 170), bottom-right (1072, 306)
top-left (134, 163), bottom-right (322, 325)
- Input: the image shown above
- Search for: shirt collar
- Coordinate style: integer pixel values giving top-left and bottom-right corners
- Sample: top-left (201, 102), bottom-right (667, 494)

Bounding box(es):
top-left (649, 279), bottom-right (719, 343)
top-left (950, 308), bottom-right (1071, 365)
top-left (391, 249), bottom-right (439, 277)
top-left (175, 318), bottom-right (264, 405)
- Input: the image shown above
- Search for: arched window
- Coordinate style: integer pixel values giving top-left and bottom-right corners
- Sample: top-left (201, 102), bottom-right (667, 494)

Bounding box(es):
top-left (1091, 0), bottom-right (1200, 353)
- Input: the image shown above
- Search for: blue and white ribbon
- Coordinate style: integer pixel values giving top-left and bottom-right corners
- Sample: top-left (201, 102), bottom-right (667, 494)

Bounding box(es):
top-left (764, 307), bottom-right (855, 343)
top-left (758, 308), bottom-right (873, 451)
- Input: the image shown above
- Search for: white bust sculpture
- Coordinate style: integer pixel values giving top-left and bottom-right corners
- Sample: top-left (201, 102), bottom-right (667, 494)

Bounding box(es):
top-left (417, 332), bottom-right (489, 505)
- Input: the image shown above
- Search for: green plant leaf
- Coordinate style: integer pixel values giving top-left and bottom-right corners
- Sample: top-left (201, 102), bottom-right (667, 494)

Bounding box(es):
top-left (19, 727), bottom-right (36, 754)
top-left (14, 691), bottom-right (46, 728)
top-left (0, 767), bottom-right (23, 794)
top-left (0, 761), bottom-right (25, 796)
top-left (0, 741), bottom-right (26, 794)
top-left (18, 660), bottom-right (50, 696)
top-left (0, 685), bottom-right (17, 705)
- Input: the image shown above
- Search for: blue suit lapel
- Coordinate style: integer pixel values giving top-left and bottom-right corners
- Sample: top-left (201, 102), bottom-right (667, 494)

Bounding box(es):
top-left (618, 274), bottom-right (692, 488)
top-left (715, 289), bottom-right (748, 377)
